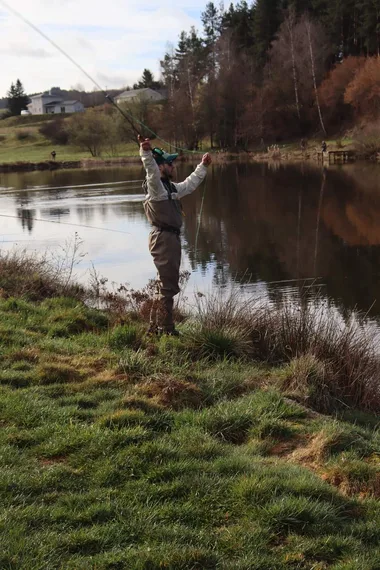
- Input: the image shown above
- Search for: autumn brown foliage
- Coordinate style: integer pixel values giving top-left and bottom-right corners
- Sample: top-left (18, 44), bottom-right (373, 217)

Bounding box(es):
top-left (344, 56), bottom-right (380, 117)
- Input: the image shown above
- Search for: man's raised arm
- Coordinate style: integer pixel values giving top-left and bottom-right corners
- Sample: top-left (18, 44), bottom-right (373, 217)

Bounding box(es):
top-left (175, 153), bottom-right (212, 199)
top-left (138, 136), bottom-right (162, 200)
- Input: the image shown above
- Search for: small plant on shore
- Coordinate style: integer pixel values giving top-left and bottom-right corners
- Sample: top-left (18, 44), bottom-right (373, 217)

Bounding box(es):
top-left (109, 324), bottom-right (140, 350)
top-left (0, 249), bottom-right (85, 301)
top-left (353, 123), bottom-right (380, 156)
top-left (183, 290), bottom-right (253, 360)
top-left (118, 348), bottom-right (153, 376)
top-left (88, 267), bottom-right (189, 323)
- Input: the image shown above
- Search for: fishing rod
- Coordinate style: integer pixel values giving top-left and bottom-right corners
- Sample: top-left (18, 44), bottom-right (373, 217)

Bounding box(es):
top-left (0, 0), bottom-right (208, 254)
top-left (18, 179), bottom-right (144, 193)
top-left (0, 0), bottom-right (201, 154)
top-left (0, 0), bottom-right (142, 144)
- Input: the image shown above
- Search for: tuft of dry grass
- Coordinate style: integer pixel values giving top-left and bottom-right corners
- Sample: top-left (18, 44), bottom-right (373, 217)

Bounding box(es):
top-left (136, 376), bottom-right (203, 410)
top-left (0, 248), bottom-right (85, 301)
top-left (322, 460), bottom-right (380, 498)
top-left (186, 289), bottom-right (380, 412)
top-left (183, 290), bottom-right (254, 360)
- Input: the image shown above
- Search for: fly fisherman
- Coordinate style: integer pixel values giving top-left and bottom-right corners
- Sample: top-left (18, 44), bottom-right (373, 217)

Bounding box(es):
top-left (138, 135), bottom-right (212, 335)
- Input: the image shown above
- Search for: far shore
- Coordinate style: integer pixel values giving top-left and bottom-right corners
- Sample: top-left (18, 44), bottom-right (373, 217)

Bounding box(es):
top-left (0, 146), bottom-right (369, 174)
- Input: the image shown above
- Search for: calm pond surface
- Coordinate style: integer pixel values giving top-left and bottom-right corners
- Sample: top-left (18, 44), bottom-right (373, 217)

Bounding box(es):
top-left (1, 161), bottom-right (380, 319)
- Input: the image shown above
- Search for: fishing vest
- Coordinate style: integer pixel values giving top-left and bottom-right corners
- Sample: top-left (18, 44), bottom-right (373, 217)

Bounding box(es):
top-left (143, 178), bottom-right (183, 231)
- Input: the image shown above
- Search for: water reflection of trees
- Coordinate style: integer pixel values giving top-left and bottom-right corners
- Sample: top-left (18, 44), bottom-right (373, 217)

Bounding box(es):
top-left (7, 162), bottom-right (380, 316)
top-left (1, 166), bottom-right (144, 192)
top-left (182, 162), bottom-right (380, 316)
top-left (40, 208), bottom-right (70, 219)
top-left (16, 209), bottom-right (36, 233)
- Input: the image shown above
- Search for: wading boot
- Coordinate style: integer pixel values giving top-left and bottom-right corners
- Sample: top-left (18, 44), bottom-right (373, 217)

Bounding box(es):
top-left (160, 325), bottom-right (180, 337)
top-left (146, 324), bottom-right (159, 336)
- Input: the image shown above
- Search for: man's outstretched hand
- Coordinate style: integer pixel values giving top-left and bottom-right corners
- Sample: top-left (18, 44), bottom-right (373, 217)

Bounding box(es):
top-left (138, 135), bottom-right (152, 152)
top-left (202, 153), bottom-right (212, 166)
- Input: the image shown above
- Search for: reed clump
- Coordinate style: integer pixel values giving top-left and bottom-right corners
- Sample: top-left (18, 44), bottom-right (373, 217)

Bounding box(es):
top-left (185, 289), bottom-right (380, 412)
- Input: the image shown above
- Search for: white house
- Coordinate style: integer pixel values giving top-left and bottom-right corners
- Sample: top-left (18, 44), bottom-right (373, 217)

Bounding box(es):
top-left (115, 88), bottom-right (165, 105)
top-left (27, 93), bottom-right (84, 115)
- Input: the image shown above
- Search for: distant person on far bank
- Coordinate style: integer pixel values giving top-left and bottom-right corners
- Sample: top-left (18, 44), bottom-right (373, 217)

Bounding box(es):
top-left (51, 150), bottom-right (56, 160)
top-left (138, 134), bottom-right (212, 336)
top-left (321, 141), bottom-right (327, 153)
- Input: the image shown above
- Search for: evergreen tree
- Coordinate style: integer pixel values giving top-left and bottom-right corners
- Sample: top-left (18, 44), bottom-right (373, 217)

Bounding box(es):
top-left (133, 69), bottom-right (162, 90)
top-left (357, 0), bottom-right (380, 55)
top-left (253, 0), bottom-right (283, 69)
top-left (201, 2), bottom-right (222, 147)
top-left (221, 1), bottom-right (256, 52)
top-left (6, 79), bottom-right (29, 116)
top-left (202, 2), bottom-right (222, 53)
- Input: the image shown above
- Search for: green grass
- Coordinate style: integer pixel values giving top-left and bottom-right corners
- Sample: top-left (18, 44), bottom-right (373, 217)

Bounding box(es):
top-left (0, 114), bottom-right (139, 163)
top-left (0, 289), bottom-right (379, 569)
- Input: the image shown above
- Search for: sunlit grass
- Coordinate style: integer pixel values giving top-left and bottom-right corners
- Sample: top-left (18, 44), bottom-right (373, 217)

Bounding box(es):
top-left (0, 115), bottom-right (139, 163)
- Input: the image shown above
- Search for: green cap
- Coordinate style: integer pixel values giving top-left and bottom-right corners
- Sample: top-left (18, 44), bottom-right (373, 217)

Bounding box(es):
top-left (152, 147), bottom-right (178, 165)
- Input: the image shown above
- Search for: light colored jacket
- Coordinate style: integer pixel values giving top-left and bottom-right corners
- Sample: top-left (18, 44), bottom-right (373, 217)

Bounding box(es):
top-left (140, 149), bottom-right (207, 202)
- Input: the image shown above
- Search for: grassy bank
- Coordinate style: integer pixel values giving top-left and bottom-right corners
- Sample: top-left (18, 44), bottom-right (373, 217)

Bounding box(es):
top-left (0, 114), bottom-right (138, 164)
top-left (0, 252), bottom-right (379, 569)
top-left (0, 113), bottom-right (358, 169)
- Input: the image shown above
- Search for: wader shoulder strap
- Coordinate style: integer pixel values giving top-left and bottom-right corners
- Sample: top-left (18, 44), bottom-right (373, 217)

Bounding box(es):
top-left (162, 179), bottom-right (177, 200)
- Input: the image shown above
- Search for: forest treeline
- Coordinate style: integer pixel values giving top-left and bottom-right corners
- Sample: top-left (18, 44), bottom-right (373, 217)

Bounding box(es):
top-left (145, 0), bottom-right (380, 150)
top-left (5, 0), bottom-right (380, 152)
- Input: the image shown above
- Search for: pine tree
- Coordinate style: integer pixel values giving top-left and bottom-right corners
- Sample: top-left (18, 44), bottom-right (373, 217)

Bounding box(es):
top-left (202, 2), bottom-right (221, 53)
top-left (253, 0), bottom-right (283, 69)
top-left (221, 1), bottom-right (256, 52)
top-left (133, 69), bottom-right (161, 90)
top-left (357, 0), bottom-right (380, 55)
top-left (6, 79), bottom-right (29, 116)
top-left (201, 2), bottom-right (222, 147)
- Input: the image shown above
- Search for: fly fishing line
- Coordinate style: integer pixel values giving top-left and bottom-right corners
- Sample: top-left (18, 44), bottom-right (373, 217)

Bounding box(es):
top-left (0, 0), bottom-right (208, 249)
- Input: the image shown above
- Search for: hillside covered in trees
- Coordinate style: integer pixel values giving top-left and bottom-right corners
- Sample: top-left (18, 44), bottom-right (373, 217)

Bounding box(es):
top-left (154, 0), bottom-right (380, 150)
top-left (3, 0), bottom-right (380, 153)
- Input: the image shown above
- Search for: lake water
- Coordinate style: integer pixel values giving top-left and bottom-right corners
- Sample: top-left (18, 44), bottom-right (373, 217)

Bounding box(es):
top-left (1, 161), bottom-right (380, 319)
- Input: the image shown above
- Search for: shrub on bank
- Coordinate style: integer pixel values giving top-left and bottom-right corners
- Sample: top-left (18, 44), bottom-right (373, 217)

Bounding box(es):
top-left (0, 249), bottom-right (85, 301)
top-left (39, 118), bottom-right (69, 145)
top-left (16, 130), bottom-right (36, 142)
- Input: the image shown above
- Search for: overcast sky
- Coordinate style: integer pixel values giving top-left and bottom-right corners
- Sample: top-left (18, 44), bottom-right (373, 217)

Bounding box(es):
top-left (0, 0), bottom-right (205, 97)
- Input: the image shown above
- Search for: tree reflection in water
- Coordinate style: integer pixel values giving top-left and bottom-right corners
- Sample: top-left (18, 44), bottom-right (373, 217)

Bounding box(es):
top-left (181, 161), bottom-right (380, 318)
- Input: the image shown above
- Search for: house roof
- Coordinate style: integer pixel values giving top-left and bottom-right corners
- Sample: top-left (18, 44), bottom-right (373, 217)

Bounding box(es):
top-left (29, 93), bottom-right (60, 100)
top-left (117, 88), bottom-right (164, 100)
top-left (44, 100), bottom-right (63, 107)
top-left (44, 100), bottom-right (81, 107)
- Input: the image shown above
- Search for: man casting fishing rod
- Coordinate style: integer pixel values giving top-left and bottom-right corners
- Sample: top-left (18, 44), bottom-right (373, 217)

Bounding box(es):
top-left (138, 135), bottom-right (212, 335)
